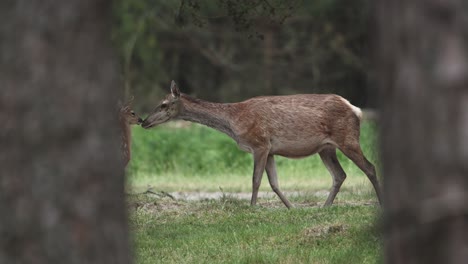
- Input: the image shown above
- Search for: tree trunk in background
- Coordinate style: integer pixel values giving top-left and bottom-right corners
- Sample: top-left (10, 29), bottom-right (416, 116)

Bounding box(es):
top-left (0, 1), bottom-right (131, 264)
top-left (263, 25), bottom-right (275, 95)
top-left (378, 0), bottom-right (468, 263)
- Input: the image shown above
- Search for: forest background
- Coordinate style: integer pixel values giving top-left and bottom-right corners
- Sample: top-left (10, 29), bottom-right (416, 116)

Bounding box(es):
top-left (112, 0), bottom-right (374, 110)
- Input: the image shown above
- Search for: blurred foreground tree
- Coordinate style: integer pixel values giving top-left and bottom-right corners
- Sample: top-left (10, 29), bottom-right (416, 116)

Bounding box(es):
top-left (378, 0), bottom-right (468, 263)
top-left (0, 1), bottom-right (131, 263)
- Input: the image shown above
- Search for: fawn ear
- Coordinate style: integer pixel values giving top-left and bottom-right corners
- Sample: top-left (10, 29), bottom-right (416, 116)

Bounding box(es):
top-left (117, 99), bottom-right (124, 109)
top-left (126, 95), bottom-right (134, 106)
top-left (170, 80), bottom-right (180, 98)
top-left (122, 95), bottom-right (135, 109)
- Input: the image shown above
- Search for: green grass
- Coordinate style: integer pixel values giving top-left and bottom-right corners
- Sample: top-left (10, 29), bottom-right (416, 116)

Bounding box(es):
top-left (129, 195), bottom-right (382, 264)
top-left (126, 121), bottom-right (382, 264)
top-left (127, 121), bottom-right (380, 193)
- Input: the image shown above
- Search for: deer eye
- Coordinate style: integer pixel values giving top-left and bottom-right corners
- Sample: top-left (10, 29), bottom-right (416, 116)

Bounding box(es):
top-left (161, 103), bottom-right (168, 109)
top-left (131, 112), bottom-right (135, 116)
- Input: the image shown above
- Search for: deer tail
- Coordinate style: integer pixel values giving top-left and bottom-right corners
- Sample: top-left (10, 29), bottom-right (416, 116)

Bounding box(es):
top-left (340, 97), bottom-right (363, 122)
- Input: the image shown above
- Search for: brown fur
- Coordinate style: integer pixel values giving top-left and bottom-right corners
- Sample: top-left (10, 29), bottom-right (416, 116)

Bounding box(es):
top-left (119, 103), bottom-right (142, 167)
top-left (142, 81), bottom-right (382, 208)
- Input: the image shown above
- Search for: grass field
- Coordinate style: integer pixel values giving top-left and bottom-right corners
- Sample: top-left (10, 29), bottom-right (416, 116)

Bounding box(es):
top-left (126, 121), bottom-right (383, 263)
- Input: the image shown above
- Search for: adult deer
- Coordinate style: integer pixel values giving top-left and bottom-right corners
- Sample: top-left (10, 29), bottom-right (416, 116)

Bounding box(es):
top-left (119, 99), bottom-right (143, 167)
top-left (142, 81), bottom-right (382, 208)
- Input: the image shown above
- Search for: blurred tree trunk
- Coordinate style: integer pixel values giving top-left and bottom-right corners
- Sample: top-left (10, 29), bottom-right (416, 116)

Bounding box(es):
top-left (0, 1), bottom-right (131, 264)
top-left (378, 0), bottom-right (468, 263)
top-left (263, 25), bottom-right (275, 95)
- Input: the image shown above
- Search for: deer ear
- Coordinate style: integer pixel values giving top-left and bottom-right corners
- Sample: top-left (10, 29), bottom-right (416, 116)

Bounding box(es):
top-left (117, 99), bottom-right (124, 109)
top-left (170, 80), bottom-right (180, 98)
top-left (128, 95), bottom-right (134, 104)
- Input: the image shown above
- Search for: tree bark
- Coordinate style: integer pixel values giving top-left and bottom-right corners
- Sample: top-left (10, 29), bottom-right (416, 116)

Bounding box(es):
top-left (0, 1), bottom-right (131, 263)
top-left (378, 0), bottom-right (468, 263)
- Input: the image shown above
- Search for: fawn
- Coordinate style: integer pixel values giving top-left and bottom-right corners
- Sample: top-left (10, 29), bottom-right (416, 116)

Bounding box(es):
top-left (142, 81), bottom-right (382, 208)
top-left (119, 100), bottom-right (142, 168)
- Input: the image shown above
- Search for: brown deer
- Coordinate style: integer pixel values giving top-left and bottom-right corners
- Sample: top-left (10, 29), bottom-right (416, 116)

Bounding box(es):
top-left (142, 81), bottom-right (382, 208)
top-left (119, 99), bottom-right (143, 167)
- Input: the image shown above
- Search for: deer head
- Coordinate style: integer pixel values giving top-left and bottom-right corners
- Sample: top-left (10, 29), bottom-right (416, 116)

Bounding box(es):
top-left (142, 80), bottom-right (182, 129)
top-left (119, 97), bottom-right (143, 125)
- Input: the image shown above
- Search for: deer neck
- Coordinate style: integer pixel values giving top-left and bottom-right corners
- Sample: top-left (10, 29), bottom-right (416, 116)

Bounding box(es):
top-left (119, 114), bottom-right (131, 162)
top-left (179, 94), bottom-right (236, 139)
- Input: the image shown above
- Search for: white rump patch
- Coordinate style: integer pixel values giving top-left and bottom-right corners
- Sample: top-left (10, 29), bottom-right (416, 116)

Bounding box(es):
top-left (340, 97), bottom-right (362, 120)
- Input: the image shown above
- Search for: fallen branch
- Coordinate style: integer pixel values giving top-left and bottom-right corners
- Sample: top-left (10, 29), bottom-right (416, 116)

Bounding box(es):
top-left (126, 189), bottom-right (176, 200)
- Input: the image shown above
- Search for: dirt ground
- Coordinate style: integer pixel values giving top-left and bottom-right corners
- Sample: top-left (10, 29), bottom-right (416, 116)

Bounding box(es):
top-left (127, 190), bottom-right (378, 212)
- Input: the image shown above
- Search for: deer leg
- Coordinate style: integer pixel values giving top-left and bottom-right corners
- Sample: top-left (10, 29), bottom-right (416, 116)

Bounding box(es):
top-left (339, 143), bottom-right (383, 205)
top-left (319, 148), bottom-right (347, 207)
top-left (250, 150), bottom-right (269, 207)
top-left (265, 155), bottom-right (293, 209)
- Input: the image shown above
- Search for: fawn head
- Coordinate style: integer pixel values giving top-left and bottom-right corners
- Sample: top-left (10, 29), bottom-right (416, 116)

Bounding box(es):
top-left (142, 80), bottom-right (182, 129)
top-left (119, 98), bottom-right (143, 125)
